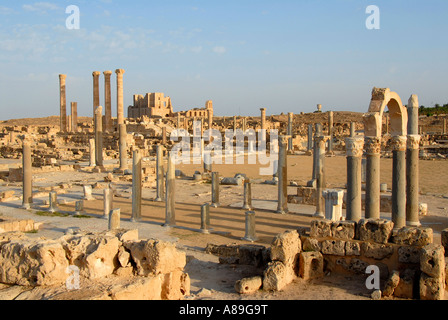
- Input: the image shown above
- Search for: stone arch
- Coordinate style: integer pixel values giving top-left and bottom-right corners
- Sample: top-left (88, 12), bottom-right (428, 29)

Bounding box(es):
top-left (363, 87), bottom-right (408, 137)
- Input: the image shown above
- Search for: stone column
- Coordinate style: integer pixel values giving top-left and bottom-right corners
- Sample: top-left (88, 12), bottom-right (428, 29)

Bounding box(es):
top-left (118, 123), bottom-right (128, 172)
top-left (131, 149), bottom-right (142, 222)
top-left (211, 172), bottom-right (220, 208)
top-left (391, 135), bottom-right (407, 229)
top-left (48, 192), bottom-right (58, 213)
top-left (443, 118), bottom-right (447, 135)
top-left (306, 124), bottom-right (313, 155)
top-left (327, 111), bottom-right (334, 155)
top-left (115, 69), bottom-right (125, 125)
top-left (317, 104), bottom-right (322, 112)
top-left (242, 211), bottom-right (257, 242)
top-left (311, 123), bottom-right (323, 182)
top-left (287, 113), bottom-right (294, 152)
top-left (242, 117), bottom-right (247, 133)
top-left (155, 145), bottom-right (165, 202)
top-left (345, 137), bottom-right (364, 222)
top-left (109, 209), bottom-right (120, 230)
top-left (164, 153), bottom-right (176, 227)
top-left (276, 136), bottom-right (289, 214)
top-left (242, 179), bottom-right (252, 210)
top-left (313, 135), bottom-right (328, 218)
top-left (22, 141), bottom-right (33, 209)
top-left (162, 127), bottom-right (167, 145)
top-left (364, 136), bottom-right (381, 220)
top-left (350, 122), bottom-right (356, 137)
top-left (260, 108), bottom-right (266, 130)
top-left (75, 200), bottom-right (84, 216)
top-left (177, 113), bottom-right (182, 129)
top-left (200, 203), bottom-right (211, 234)
top-left (59, 74), bottom-right (67, 133)
top-left (103, 188), bottom-right (113, 220)
top-left (94, 106), bottom-right (104, 171)
top-left (103, 71), bottom-right (113, 132)
top-left (89, 138), bottom-right (96, 167)
top-left (233, 116), bottom-right (237, 132)
top-left (92, 71), bottom-right (101, 115)
top-left (407, 94), bottom-right (421, 227)
top-left (71, 102), bottom-right (78, 133)
top-left (323, 189), bottom-right (344, 221)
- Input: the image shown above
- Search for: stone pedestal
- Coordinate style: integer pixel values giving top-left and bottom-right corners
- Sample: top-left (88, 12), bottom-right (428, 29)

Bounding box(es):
top-left (200, 203), bottom-right (211, 234)
top-left (59, 74), bottom-right (67, 133)
top-left (164, 154), bottom-right (176, 227)
top-left (345, 137), bottom-right (364, 222)
top-left (243, 211), bottom-right (258, 242)
top-left (276, 136), bottom-right (289, 214)
top-left (323, 189), bottom-right (344, 221)
top-left (364, 136), bottom-right (381, 220)
top-left (103, 71), bottom-right (113, 132)
top-left (391, 135), bottom-right (407, 229)
top-left (75, 200), bottom-right (84, 215)
top-left (155, 145), bottom-right (165, 202)
top-left (109, 209), bottom-right (120, 230)
top-left (131, 149), bottom-right (142, 222)
top-left (211, 172), bottom-right (220, 208)
top-left (115, 69), bottom-right (125, 125)
top-left (242, 179), bottom-right (252, 210)
top-left (92, 71), bottom-right (101, 115)
top-left (48, 192), bottom-right (58, 213)
top-left (103, 188), bottom-right (113, 220)
top-left (22, 141), bottom-right (33, 209)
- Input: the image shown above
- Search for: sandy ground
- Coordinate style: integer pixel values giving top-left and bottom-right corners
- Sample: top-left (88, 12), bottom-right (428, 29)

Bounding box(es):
top-left (0, 152), bottom-right (448, 300)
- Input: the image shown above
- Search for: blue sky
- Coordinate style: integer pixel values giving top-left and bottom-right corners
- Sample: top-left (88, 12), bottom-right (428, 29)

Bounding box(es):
top-left (0, 0), bottom-right (447, 120)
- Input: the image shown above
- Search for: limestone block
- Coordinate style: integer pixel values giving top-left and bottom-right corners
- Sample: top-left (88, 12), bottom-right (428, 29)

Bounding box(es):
top-left (331, 221), bottom-right (356, 240)
top-left (420, 244), bottom-right (445, 279)
top-left (310, 220), bottom-right (332, 238)
top-left (161, 271), bottom-right (190, 300)
top-left (335, 258), bottom-right (369, 274)
top-left (357, 219), bottom-right (394, 244)
top-left (0, 239), bottom-right (69, 286)
top-left (345, 241), bottom-right (361, 256)
top-left (302, 237), bottom-right (321, 252)
top-left (320, 239), bottom-right (346, 256)
top-left (441, 229), bottom-right (448, 256)
top-left (419, 273), bottom-right (445, 300)
top-left (392, 227), bottom-right (433, 246)
top-left (394, 269), bottom-right (415, 299)
top-left (117, 246), bottom-right (131, 268)
top-left (62, 233), bottom-right (121, 279)
top-left (270, 230), bottom-right (301, 268)
top-left (382, 270), bottom-right (400, 297)
top-left (398, 246), bottom-right (421, 264)
top-left (124, 240), bottom-right (186, 276)
top-left (235, 276), bottom-right (263, 294)
top-left (108, 276), bottom-right (163, 300)
top-left (263, 261), bottom-right (294, 291)
top-left (205, 243), bottom-right (239, 257)
top-left (298, 251), bottom-right (324, 280)
top-left (361, 242), bottom-right (394, 260)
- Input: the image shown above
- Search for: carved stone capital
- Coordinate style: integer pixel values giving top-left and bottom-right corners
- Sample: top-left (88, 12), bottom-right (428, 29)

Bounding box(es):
top-left (364, 136), bottom-right (381, 155)
top-left (345, 137), bottom-right (364, 158)
top-left (59, 74), bottom-right (67, 81)
top-left (390, 135), bottom-right (407, 152)
top-left (92, 71), bottom-right (101, 77)
top-left (407, 134), bottom-right (421, 150)
top-left (115, 69), bottom-right (125, 75)
top-left (103, 70), bottom-right (113, 77)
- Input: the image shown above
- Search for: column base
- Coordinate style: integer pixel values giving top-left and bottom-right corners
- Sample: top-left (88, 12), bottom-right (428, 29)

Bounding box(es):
top-left (242, 236), bottom-right (258, 242)
top-left (93, 166), bottom-right (106, 173)
top-left (22, 203), bottom-right (31, 210)
top-left (154, 197), bottom-right (163, 202)
top-left (210, 203), bottom-right (219, 208)
top-left (276, 209), bottom-right (288, 215)
top-left (242, 205), bottom-right (252, 211)
top-left (313, 212), bottom-right (324, 218)
top-left (406, 221), bottom-right (421, 227)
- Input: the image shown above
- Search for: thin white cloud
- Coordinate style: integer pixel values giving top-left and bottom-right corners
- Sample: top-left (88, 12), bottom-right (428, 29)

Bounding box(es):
top-left (213, 46), bottom-right (226, 54)
top-left (0, 6), bottom-right (14, 15)
top-left (22, 2), bottom-right (60, 14)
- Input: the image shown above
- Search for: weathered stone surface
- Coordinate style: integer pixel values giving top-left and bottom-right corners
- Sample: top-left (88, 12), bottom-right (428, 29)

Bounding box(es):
top-left (124, 240), bottom-right (186, 276)
top-left (335, 258), bottom-right (369, 274)
top-left (345, 241), bottom-right (361, 256)
top-left (394, 269), bottom-right (415, 299)
top-left (117, 246), bottom-right (131, 268)
top-left (392, 227), bottom-right (433, 246)
top-left (263, 261), bottom-right (294, 291)
top-left (235, 276), bottom-right (263, 294)
top-left (420, 244), bottom-right (445, 279)
top-left (320, 239), bottom-right (345, 256)
top-left (270, 230), bottom-right (301, 267)
top-left (331, 221), bottom-right (356, 240)
top-left (357, 219), bottom-right (394, 244)
top-left (310, 220), bottom-right (332, 238)
top-left (302, 237), bottom-right (321, 252)
top-left (205, 243), bottom-right (239, 257)
top-left (0, 239), bottom-right (69, 286)
top-left (419, 273), bottom-right (445, 300)
top-left (361, 242), bottom-right (394, 260)
top-left (161, 271), bottom-right (190, 300)
top-left (441, 229), bottom-right (448, 256)
top-left (62, 233), bottom-right (121, 279)
top-left (239, 245), bottom-right (267, 268)
top-left (398, 246), bottom-right (420, 264)
top-left (382, 270), bottom-right (400, 297)
top-left (299, 251), bottom-right (324, 280)
top-left (108, 276), bottom-right (163, 300)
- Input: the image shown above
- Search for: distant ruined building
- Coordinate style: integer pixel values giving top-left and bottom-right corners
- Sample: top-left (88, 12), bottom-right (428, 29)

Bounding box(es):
top-left (127, 93), bottom-right (213, 119)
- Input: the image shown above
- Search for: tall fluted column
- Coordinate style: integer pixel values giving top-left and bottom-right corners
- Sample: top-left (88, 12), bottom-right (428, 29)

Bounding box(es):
top-left (287, 113), bottom-right (294, 152)
top-left (407, 95), bottom-right (421, 227)
top-left (391, 135), bottom-right (407, 229)
top-left (59, 74), bottom-right (67, 133)
top-left (364, 136), bottom-right (381, 220)
top-left (94, 106), bottom-right (104, 171)
top-left (92, 71), bottom-right (101, 115)
top-left (118, 123), bottom-right (128, 172)
top-left (115, 69), bottom-right (125, 125)
top-left (103, 71), bottom-right (113, 132)
top-left (71, 102), bottom-right (78, 132)
top-left (345, 137), bottom-right (364, 222)
top-left (260, 108), bottom-right (266, 130)
top-left (22, 140), bottom-right (33, 209)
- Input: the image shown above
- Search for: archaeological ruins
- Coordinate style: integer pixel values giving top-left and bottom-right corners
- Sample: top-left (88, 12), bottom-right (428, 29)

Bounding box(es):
top-left (0, 70), bottom-right (448, 301)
